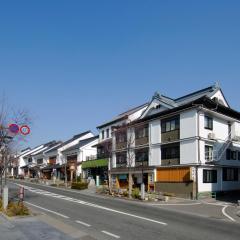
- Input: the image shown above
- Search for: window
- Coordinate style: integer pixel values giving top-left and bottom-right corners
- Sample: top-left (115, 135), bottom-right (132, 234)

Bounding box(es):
top-left (161, 117), bottom-right (180, 133)
top-left (231, 151), bottom-right (237, 160)
top-left (116, 152), bottom-right (127, 165)
top-left (203, 170), bottom-right (217, 183)
top-left (226, 149), bottom-right (238, 160)
top-left (116, 131), bottom-right (127, 143)
top-left (205, 115), bottom-right (213, 130)
top-left (37, 158), bottom-right (43, 165)
top-left (135, 125), bottom-right (149, 139)
top-left (162, 144), bottom-right (180, 160)
top-left (205, 145), bottom-right (213, 161)
top-left (28, 158), bottom-right (32, 163)
top-left (135, 149), bottom-right (149, 162)
top-left (223, 168), bottom-right (238, 181)
top-left (101, 130), bottom-right (105, 140)
top-left (226, 149), bottom-right (231, 160)
top-left (106, 128), bottom-right (109, 138)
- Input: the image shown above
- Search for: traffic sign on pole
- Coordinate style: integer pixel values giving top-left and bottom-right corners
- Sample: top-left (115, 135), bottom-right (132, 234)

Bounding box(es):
top-left (20, 125), bottom-right (31, 135)
top-left (8, 124), bottom-right (19, 134)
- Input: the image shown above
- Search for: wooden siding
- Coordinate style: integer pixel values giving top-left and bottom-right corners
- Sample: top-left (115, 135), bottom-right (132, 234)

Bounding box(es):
top-left (156, 167), bottom-right (191, 182)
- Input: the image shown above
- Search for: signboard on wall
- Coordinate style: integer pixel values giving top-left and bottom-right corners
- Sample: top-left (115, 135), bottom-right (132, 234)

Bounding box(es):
top-left (190, 167), bottom-right (196, 182)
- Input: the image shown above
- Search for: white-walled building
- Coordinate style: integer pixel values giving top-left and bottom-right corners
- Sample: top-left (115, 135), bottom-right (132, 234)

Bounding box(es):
top-left (107, 84), bottom-right (240, 198)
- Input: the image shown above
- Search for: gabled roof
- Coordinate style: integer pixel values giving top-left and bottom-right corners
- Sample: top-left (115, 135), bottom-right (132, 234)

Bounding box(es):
top-left (60, 130), bottom-right (92, 148)
top-left (41, 131), bottom-right (92, 154)
top-left (28, 141), bottom-right (57, 157)
top-left (61, 136), bottom-right (98, 153)
top-left (97, 103), bottom-right (149, 129)
top-left (133, 95), bottom-right (240, 125)
top-left (174, 85), bottom-right (218, 105)
top-left (43, 141), bottom-right (63, 154)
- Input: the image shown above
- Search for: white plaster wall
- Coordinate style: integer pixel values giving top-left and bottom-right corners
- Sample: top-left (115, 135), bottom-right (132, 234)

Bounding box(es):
top-left (199, 111), bottom-right (229, 140)
top-left (180, 139), bottom-right (198, 164)
top-left (149, 146), bottom-right (161, 166)
top-left (150, 119), bottom-right (161, 145)
top-left (112, 153), bottom-right (116, 168)
top-left (198, 167), bottom-right (221, 192)
top-left (210, 90), bottom-right (228, 107)
top-left (180, 110), bottom-right (197, 139)
top-left (57, 132), bottom-right (94, 164)
top-left (198, 167), bottom-right (240, 192)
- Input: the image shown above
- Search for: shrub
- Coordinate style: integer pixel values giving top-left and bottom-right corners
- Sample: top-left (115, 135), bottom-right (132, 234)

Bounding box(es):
top-left (123, 191), bottom-right (128, 197)
top-left (6, 201), bottom-right (29, 217)
top-left (0, 198), bottom-right (2, 210)
top-left (71, 182), bottom-right (88, 190)
top-left (131, 188), bottom-right (140, 199)
top-left (50, 184), bottom-right (57, 187)
top-left (76, 176), bottom-right (82, 182)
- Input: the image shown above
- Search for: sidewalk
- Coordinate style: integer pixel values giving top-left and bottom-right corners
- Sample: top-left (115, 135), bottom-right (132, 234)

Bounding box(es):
top-left (0, 213), bottom-right (92, 240)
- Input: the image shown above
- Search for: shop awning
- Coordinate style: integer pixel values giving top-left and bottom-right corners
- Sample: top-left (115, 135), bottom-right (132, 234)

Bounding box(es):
top-left (82, 158), bottom-right (108, 169)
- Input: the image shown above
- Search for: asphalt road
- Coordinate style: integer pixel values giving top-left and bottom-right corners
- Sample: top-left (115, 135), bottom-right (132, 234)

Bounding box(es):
top-left (8, 181), bottom-right (240, 240)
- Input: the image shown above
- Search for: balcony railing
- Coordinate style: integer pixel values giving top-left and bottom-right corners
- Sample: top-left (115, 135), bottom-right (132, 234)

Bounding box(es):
top-left (161, 158), bottom-right (180, 166)
top-left (161, 130), bottom-right (180, 143)
top-left (116, 163), bottom-right (127, 168)
top-left (135, 136), bottom-right (149, 146)
top-left (135, 160), bottom-right (148, 167)
top-left (116, 142), bottom-right (127, 150)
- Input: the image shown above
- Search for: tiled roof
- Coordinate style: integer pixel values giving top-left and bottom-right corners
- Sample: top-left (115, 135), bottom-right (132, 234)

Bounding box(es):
top-left (61, 136), bottom-right (98, 153)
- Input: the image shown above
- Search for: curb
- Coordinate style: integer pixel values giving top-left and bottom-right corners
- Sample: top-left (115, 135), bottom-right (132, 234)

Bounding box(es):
top-left (237, 211), bottom-right (240, 217)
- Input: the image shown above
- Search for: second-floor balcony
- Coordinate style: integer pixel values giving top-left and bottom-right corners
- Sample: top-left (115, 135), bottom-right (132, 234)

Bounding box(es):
top-left (116, 141), bottom-right (127, 150)
top-left (161, 129), bottom-right (180, 143)
top-left (135, 136), bottom-right (149, 146)
top-left (161, 158), bottom-right (180, 166)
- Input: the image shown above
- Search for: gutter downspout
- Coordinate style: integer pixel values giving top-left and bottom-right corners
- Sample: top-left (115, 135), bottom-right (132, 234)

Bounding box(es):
top-left (196, 106), bottom-right (203, 199)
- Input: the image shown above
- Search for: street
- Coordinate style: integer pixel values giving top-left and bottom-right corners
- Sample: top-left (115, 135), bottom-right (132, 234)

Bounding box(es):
top-left (8, 181), bottom-right (240, 240)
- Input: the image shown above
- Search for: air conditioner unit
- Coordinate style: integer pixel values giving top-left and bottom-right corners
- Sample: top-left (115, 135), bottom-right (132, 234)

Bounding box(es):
top-left (208, 133), bottom-right (216, 140)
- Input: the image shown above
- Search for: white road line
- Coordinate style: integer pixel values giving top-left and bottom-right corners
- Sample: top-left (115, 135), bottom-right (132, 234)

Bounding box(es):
top-left (25, 202), bottom-right (70, 219)
top-left (16, 183), bottom-right (167, 226)
top-left (150, 203), bottom-right (201, 206)
top-left (222, 206), bottom-right (236, 222)
top-left (101, 231), bottom-right (120, 239)
top-left (75, 220), bottom-right (91, 227)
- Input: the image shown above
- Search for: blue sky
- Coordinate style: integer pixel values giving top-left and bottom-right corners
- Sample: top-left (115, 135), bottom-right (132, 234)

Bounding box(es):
top-left (0, 0), bottom-right (240, 148)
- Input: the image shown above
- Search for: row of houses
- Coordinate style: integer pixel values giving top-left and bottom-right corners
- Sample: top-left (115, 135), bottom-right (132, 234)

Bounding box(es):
top-left (14, 83), bottom-right (240, 198)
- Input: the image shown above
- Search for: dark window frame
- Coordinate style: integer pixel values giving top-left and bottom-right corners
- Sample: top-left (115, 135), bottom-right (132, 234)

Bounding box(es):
top-left (106, 128), bottom-right (110, 138)
top-left (135, 148), bottom-right (149, 163)
top-left (135, 125), bottom-right (149, 139)
top-left (203, 169), bottom-right (217, 183)
top-left (161, 117), bottom-right (180, 133)
top-left (116, 152), bottom-right (127, 165)
top-left (116, 131), bottom-right (127, 143)
top-left (223, 168), bottom-right (238, 181)
top-left (101, 130), bottom-right (105, 140)
top-left (205, 145), bottom-right (214, 161)
top-left (204, 115), bottom-right (213, 130)
top-left (161, 144), bottom-right (180, 160)
top-left (37, 158), bottom-right (43, 165)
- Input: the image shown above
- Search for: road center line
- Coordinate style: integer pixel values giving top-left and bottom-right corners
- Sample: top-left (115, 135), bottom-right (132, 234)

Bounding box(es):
top-left (101, 231), bottom-right (120, 239)
top-left (75, 220), bottom-right (91, 227)
top-left (25, 201), bottom-right (70, 219)
top-left (222, 206), bottom-right (236, 222)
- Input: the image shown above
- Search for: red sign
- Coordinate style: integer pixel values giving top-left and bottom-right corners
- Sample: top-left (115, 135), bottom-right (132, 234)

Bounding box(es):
top-left (8, 124), bottom-right (20, 134)
top-left (20, 125), bottom-right (31, 135)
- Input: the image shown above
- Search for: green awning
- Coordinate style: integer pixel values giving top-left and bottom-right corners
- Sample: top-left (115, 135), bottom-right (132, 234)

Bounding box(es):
top-left (82, 158), bottom-right (108, 169)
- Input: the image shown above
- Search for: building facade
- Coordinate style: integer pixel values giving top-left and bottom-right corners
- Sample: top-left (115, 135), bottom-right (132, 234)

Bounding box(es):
top-left (106, 85), bottom-right (240, 198)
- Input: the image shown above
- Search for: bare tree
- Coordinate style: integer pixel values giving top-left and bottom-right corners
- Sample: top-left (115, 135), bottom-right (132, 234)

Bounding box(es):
top-left (113, 123), bottom-right (135, 198)
top-left (0, 96), bottom-right (31, 193)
